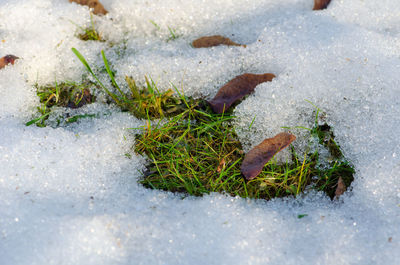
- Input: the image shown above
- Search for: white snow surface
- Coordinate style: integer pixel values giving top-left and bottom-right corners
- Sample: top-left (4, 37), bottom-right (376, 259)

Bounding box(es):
top-left (1, 0), bottom-right (400, 264)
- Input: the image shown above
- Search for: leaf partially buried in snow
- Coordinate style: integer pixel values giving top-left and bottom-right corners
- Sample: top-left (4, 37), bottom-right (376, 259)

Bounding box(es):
top-left (192, 35), bottom-right (246, 48)
top-left (67, 88), bottom-right (93, 109)
top-left (69, 0), bottom-right (108, 15)
top-left (208, 73), bottom-right (275, 113)
top-left (241, 132), bottom-right (296, 180)
top-left (313, 0), bottom-right (331, 10)
top-left (334, 176), bottom-right (346, 199)
top-left (0, 55), bottom-right (19, 69)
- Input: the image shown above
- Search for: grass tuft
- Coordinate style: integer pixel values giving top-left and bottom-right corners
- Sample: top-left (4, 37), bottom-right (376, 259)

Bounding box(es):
top-left (26, 81), bottom-right (95, 127)
top-left (134, 101), bottom-right (354, 200)
top-left (73, 48), bottom-right (190, 119)
top-left (76, 13), bottom-right (104, 41)
top-left (73, 49), bottom-right (355, 200)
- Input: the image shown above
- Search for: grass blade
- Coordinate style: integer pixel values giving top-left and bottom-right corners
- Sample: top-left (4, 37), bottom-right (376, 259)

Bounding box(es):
top-left (101, 50), bottom-right (125, 98)
top-left (71, 47), bottom-right (121, 104)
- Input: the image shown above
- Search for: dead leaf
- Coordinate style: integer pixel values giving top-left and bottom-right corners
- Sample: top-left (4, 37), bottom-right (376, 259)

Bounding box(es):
top-left (241, 132), bottom-right (296, 180)
top-left (0, 54), bottom-right (19, 69)
top-left (217, 158), bottom-right (226, 173)
top-left (313, 0), bottom-right (331, 10)
top-left (69, 0), bottom-right (108, 15)
top-left (334, 176), bottom-right (346, 199)
top-left (192, 35), bottom-right (246, 48)
top-left (208, 73), bottom-right (275, 113)
top-left (67, 88), bottom-right (93, 108)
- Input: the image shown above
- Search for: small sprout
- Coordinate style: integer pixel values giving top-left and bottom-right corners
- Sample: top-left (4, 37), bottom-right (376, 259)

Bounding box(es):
top-left (77, 13), bottom-right (103, 41)
top-left (65, 113), bottom-right (96, 124)
top-left (149, 20), bottom-right (161, 30)
top-left (167, 26), bottom-right (178, 41)
top-left (297, 214), bottom-right (308, 219)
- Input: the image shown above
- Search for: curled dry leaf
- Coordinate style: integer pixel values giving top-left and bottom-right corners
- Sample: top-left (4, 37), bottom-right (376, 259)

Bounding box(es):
top-left (0, 55), bottom-right (19, 69)
top-left (69, 0), bottom-right (108, 15)
top-left (313, 0), bottom-right (331, 10)
top-left (208, 73), bottom-right (275, 113)
top-left (334, 176), bottom-right (346, 199)
top-left (241, 132), bottom-right (296, 180)
top-left (67, 88), bottom-right (93, 108)
top-left (192, 35), bottom-right (246, 48)
top-left (216, 158), bottom-right (226, 173)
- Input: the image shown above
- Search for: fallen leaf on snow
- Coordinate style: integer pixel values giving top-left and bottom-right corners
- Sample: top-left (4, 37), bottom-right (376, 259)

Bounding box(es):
top-left (313, 0), bottom-right (331, 10)
top-left (192, 35), bottom-right (246, 48)
top-left (69, 0), bottom-right (108, 15)
top-left (208, 73), bottom-right (275, 113)
top-left (334, 176), bottom-right (346, 199)
top-left (241, 132), bottom-right (296, 180)
top-left (0, 55), bottom-right (19, 69)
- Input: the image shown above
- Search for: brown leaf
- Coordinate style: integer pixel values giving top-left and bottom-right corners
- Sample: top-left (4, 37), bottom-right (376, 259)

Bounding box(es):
top-left (334, 176), bottom-right (346, 199)
top-left (69, 0), bottom-right (108, 15)
top-left (0, 55), bottom-right (19, 69)
top-left (67, 88), bottom-right (93, 108)
top-left (313, 0), bottom-right (331, 10)
top-left (208, 73), bottom-right (275, 113)
top-left (241, 132), bottom-right (296, 180)
top-left (192, 35), bottom-right (246, 48)
top-left (217, 158), bottom-right (226, 173)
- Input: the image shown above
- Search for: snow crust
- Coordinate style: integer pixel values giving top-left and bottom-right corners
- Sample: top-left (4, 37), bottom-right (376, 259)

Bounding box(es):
top-left (1, 0), bottom-right (400, 264)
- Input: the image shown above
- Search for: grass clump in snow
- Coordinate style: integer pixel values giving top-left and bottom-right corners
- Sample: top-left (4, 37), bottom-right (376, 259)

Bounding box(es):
top-left (134, 102), bottom-right (354, 200)
top-left (73, 48), bottom-right (354, 200)
top-left (74, 13), bottom-right (104, 42)
top-left (72, 48), bottom-right (187, 119)
top-left (26, 80), bottom-right (95, 127)
top-left (311, 123), bottom-right (354, 198)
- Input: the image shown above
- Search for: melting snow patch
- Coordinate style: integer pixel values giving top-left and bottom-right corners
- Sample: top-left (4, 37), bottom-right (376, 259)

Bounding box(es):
top-left (1, 0), bottom-right (400, 264)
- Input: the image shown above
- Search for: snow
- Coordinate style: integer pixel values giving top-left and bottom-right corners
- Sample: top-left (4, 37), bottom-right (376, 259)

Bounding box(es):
top-left (1, 0), bottom-right (400, 264)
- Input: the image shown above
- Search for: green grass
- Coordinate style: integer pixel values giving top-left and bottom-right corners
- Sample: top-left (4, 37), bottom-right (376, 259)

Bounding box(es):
top-left (26, 80), bottom-right (96, 127)
top-left (134, 100), bottom-right (354, 200)
top-left (149, 20), bottom-right (179, 41)
top-left (73, 13), bottom-right (103, 42)
top-left (72, 48), bottom-right (354, 200)
top-left (72, 48), bottom-right (187, 119)
top-left (167, 26), bottom-right (178, 41)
